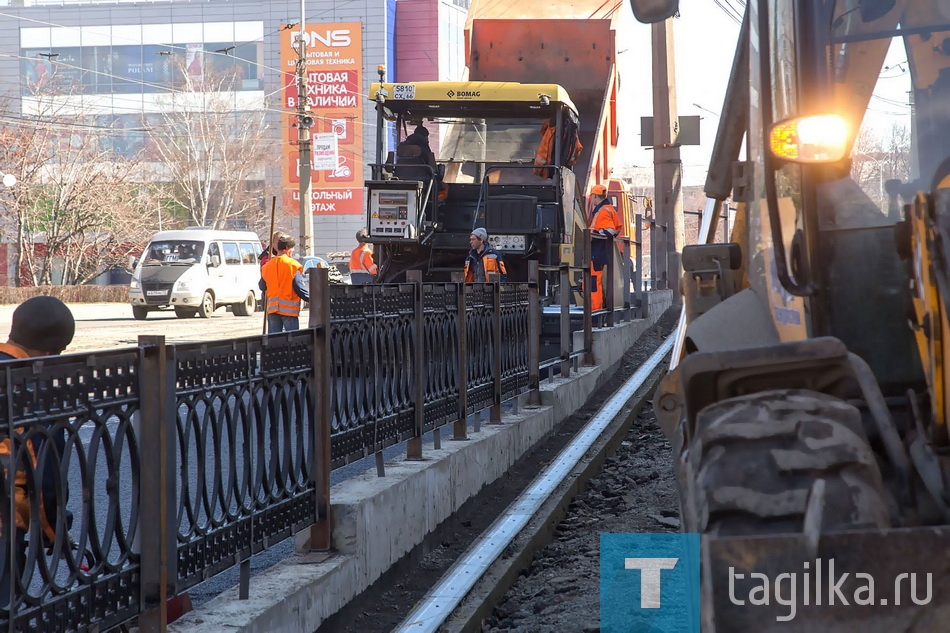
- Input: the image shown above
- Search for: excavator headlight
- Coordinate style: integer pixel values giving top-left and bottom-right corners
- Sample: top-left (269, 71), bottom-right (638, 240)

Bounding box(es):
top-left (769, 115), bottom-right (848, 163)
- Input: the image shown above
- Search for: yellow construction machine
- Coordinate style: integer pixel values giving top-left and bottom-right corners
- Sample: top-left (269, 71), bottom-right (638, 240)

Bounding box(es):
top-left (631, 0), bottom-right (950, 629)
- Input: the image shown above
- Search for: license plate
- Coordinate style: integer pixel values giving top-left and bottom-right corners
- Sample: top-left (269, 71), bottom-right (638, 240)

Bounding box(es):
top-left (146, 290), bottom-right (167, 296)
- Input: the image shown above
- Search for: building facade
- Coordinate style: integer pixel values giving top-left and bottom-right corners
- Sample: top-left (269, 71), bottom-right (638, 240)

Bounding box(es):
top-left (0, 0), bottom-right (466, 261)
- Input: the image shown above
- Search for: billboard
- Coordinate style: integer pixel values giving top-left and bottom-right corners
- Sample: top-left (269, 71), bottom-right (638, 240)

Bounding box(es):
top-left (280, 22), bottom-right (363, 215)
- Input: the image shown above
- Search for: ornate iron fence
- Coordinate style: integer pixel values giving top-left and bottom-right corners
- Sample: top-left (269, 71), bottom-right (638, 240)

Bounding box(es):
top-left (0, 272), bottom-right (540, 632)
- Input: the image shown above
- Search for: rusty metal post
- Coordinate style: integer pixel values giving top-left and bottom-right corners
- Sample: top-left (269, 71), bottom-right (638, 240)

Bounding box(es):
top-left (559, 263), bottom-right (571, 379)
top-left (635, 214), bottom-right (644, 317)
top-left (310, 267), bottom-right (333, 552)
top-left (407, 270), bottom-right (425, 459)
top-left (582, 229), bottom-right (594, 365)
top-left (451, 272), bottom-right (468, 440)
top-left (489, 280), bottom-right (503, 424)
top-left (622, 236), bottom-right (632, 320)
top-left (605, 232), bottom-right (615, 328)
top-left (138, 335), bottom-right (176, 633)
top-left (526, 260), bottom-right (541, 407)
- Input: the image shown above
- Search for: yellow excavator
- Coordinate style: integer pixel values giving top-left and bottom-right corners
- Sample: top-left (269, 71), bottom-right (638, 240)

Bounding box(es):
top-left (631, 0), bottom-right (950, 629)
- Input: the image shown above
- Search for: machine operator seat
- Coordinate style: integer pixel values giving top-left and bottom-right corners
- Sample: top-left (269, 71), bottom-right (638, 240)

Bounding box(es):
top-left (394, 144), bottom-right (434, 184)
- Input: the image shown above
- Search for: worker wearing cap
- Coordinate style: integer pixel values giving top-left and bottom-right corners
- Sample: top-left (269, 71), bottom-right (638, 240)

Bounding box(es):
top-left (0, 296), bottom-right (75, 606)
top-left (589, 184), bottom-right (622, 311)
top-left (464, 227), bottom-right (507, 282)
top-left (259, 235), bottom-right (310, 332)
top-left (350, 229), bottom-right (378, 285)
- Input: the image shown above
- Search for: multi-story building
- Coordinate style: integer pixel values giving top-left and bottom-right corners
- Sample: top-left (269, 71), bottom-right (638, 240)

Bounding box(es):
top-left (0, 0), bottom-right (467, 268)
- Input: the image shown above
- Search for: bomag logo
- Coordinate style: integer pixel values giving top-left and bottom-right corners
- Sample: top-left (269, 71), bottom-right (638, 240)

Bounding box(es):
top-left (293, 29), bottom-right (352, 48)
top-left (448, 90), bottom-right (481, 98)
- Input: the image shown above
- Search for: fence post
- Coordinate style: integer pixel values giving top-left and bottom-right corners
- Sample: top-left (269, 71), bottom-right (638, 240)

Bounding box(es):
top-left (138, 335), bottom-right (176, 633)
top-left (635, 214), bottom-right (645, 318)
top-left (559, 263), bottom-right (571, 379)
top-left (605, 233), bottom-right (615, 328)
top-left (451, 272), bottom-right (468, 440)
top-left (527, 260), bottom-right (541, 407)
top-left (649, 216), bottom-right (657, 294)
top-left (309, 267), bottom-right (333, 552)
top-left (407, 270), bottom-right (425, 458)
top-left (489, 278), bottom-right (503, 424)
top-left (582, 229), bottom-right (594, 366)
top-left (622, 236), bottom-right (631, 320)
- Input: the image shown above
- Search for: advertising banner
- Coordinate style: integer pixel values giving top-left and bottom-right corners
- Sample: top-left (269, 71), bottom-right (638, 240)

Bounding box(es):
top-left (280, 22), bottom-right (363, 215)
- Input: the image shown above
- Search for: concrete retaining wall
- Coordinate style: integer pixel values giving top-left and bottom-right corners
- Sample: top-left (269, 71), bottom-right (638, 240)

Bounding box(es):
top-left (169, 290), bottom-right (674, 633)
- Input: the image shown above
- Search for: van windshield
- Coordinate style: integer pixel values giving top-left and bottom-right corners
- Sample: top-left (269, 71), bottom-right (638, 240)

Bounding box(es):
top-left (143, 240), bottom-right (205, 265)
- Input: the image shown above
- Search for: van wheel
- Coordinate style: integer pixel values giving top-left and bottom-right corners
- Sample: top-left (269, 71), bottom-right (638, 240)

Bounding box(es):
top-left (175, 307), bottom-right (197, 319)
top-left (198, 292), bottom-right (215, 318)
top-left (132, 306), bottom-right (148, 320)
top-left (233, 292), bottom-right (256, 317)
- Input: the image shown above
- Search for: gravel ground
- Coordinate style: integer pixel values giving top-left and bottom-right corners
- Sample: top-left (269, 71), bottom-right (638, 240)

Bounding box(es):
top-left (319, 309), bottom-right (679, 633)
top-left (482, 402), bottom-right (678, 633)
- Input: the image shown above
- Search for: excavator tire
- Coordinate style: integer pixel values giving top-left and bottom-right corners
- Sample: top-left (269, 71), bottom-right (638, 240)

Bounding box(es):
top-left (681, 389), bottom-right (891, 537)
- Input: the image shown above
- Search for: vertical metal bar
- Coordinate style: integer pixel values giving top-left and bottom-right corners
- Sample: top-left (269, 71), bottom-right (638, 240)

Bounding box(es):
top-left (622, 236), bottom-right (632, 319)
top-left (138, 335), bottom-right (170, 633)
top-left (489, 281), bottom-right (503, 424)
top-left (559, 263), bottom-right (571, 379)
top-left (649, 217), bottom-right (657, 293)
top-left (605, 233), bottom-right (615, 328)
top-left (635, 214), bottom-right (644, 317)
top-left (407, 270), bottom-right (424, 459)
top-left (239, 560), bottom-right (250, 600)
top-left (375, 451), bottom-right (385, 477)
top-left (433, 427), bottom-right (441, 450)
top-left (582, 229), bottom-right (594, 365)
top-left (452, 273), bottom-right (468, 440)
top-left (310, 267), bottom-right (332, 552)
top-left (526, 260), bottom-right (541, 407)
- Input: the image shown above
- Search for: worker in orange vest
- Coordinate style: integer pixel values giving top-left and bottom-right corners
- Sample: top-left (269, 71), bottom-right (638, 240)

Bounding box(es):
top-left (589, 184), bottom-right (622, 311)
top-left (533, 117), bottom-right (584, 179)
top-left (349, 229), bottom-right (378, 285)
top-left (259, 235), bottom-right (310, 332)
top-left (0, 296), bottom-right (74, 608)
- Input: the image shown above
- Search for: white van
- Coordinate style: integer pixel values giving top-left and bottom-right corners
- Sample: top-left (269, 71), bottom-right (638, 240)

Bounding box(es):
top-left (129, 228), bottom-right (263, 320)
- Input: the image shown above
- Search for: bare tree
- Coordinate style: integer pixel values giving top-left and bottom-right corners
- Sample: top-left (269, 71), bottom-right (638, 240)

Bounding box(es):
top-left (0, 87), bottom-right (159, 286)
top-left (147, 55), bottom-right (270, 228)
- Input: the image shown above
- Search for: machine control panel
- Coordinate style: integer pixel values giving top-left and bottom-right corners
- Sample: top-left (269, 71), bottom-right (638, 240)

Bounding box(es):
top-left (488, 234), bottom-right (527, 253)
top-left (367, 184), bottom-right (419, 241)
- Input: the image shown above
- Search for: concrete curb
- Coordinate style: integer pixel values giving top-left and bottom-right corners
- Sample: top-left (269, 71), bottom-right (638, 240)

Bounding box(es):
top-left (169, 291), bottom-right (674, 633)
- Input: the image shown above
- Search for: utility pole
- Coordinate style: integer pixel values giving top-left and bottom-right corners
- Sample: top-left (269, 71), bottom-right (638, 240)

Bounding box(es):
top-left (651, 18), bottom-right (685, 299)
top-left (297, 14), bottom-right (314, 256)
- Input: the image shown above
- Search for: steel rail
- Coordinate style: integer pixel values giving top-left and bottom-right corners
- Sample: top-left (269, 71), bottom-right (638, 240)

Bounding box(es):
top-left (392, 335), bottom-right (675, 632)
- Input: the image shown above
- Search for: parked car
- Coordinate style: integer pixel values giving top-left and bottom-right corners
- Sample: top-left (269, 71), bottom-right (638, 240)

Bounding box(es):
top-left (324, 251), bottom-right (352, 284)
top-left (300, 256), bottom-right (346, 285)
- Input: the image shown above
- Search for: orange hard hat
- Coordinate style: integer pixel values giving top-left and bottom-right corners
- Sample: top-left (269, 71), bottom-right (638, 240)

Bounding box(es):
top-left (590, 184), bottom-right (607, 197)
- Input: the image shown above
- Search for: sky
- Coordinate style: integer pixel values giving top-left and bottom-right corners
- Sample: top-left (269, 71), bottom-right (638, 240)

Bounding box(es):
top-left (614, 0), bottom-right (744, 187)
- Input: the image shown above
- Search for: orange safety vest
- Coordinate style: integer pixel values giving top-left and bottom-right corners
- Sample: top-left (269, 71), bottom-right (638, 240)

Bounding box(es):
top-left (349, 245), bottom-right (378, 275)
top-left (533, 119), bottom-right (584, 178)
top-left (591, 202), bottom-right (622, 237)
top-left (464, 247), bottom-right (507, 282)
top-left (0, 342), bottom-right (56, 542)
top-left (261, 254), bottom-right (304, 317)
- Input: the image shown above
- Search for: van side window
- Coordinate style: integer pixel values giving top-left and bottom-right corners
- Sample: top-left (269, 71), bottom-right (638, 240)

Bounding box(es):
top-left (239, 242), bottom-right (258, 265)
top-left (223, 242), bottom-right (242, 265)
top-left (209, 242), bottom-right (220, 262)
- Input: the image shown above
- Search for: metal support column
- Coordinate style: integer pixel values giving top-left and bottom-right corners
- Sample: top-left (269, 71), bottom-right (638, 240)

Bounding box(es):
top-left (559, 263), bottom-right (571, 378)
top-left (407, 270), bottom-right (425, 458)
top-left (526, 260), bottom-right (541, 407)
top-left (452, 272), bottom-right (469, 440)
top-left (635, 214), bottom-right (644, 317)
top-left (489, 279), bottom-right (503, 423)
top-left (605, 233), bottom-right (615, 328)
top-left (582, 229), bottom-right (594, 365)
top-left (309, 268), bottom-right (333, 551)
top-left (138, 335), bottom-right (176, 633)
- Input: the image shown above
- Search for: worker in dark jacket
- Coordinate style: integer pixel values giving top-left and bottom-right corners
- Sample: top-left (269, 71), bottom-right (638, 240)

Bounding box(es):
top-left (0, 296), bottom-right (75, 608)
top-left (464, 228), bottom-right (507, 282)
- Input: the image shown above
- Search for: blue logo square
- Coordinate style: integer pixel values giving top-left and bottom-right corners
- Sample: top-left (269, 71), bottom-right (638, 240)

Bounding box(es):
top-left (600, 532), bottom-right (701, 632)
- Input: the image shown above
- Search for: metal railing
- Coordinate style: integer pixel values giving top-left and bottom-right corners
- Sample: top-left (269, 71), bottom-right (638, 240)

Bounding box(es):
top-left (0, 269), bottom-right (539, 632)
top-left (0, 240), bottom-right (662, 631)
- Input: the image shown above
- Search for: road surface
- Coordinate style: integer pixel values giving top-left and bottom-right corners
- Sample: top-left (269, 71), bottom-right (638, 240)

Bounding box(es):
top-left (0, 302), bottom-right (306, 353)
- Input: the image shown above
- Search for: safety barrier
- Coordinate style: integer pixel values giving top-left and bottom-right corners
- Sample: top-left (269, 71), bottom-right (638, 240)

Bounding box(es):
top-left (0, 269), bottom-right (538, 633)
